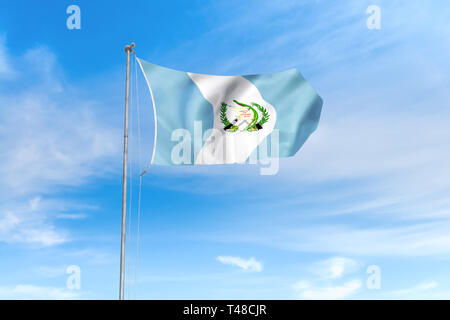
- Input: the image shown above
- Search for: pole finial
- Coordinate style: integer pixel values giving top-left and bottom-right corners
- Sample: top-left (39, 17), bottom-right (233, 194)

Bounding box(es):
top-left (125, 42), bottom-right (135, 53)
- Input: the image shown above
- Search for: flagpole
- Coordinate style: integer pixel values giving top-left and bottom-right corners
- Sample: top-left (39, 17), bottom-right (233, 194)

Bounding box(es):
top-left (120, 42), bottom-right (135, 300)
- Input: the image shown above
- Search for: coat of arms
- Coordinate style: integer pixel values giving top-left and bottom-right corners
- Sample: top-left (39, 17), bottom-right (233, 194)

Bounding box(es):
top-left (220, 99), bottom-right (270, 132)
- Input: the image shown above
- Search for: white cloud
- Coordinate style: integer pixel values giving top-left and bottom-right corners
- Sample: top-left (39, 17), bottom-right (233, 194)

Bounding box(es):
top-left (65, 249), bottom-right (113, 265)
top-left (366, 280), bottom-right (450, 299)
top-left (293, 279), bottom-right (361, 300)
top-left (56, 213), bottom-right (87, 220)
top-left (0, 284), bottom-right (80, 299)
top-left (293, 256), bottom-right (361, 299)
top-left (415, 281), bottom-right (439, 290)
top-left (0, 93), bottom-right (120, 195)
top-left (0, 195), bottom-right (76, 246)
top-left (0, 209), bottom-right (67, 246)
top-left (209, 219), bottom-right (450, 257)
top-left (273, 220), bottom-right (450, 256)
top-left (313, 257), bottom-right (360, 280)
top-left (216, 256), bottom-right (263, 272)
top-left (388, 281), bottom-right (438, 298)
top-left (0, 211), bottom-right (21, 234)
top-left (35, 265), bottom-right (68, 278)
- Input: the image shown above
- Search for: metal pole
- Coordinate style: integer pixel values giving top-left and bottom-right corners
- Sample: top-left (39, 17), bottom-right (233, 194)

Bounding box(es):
top-left (120, 42), bottom-right (135, 300)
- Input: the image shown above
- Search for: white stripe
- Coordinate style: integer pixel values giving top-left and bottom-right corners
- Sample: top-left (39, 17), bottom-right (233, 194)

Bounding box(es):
top-left (136, 58), bottom-right (157, 174)
top-left (188, 73), bottom-right (276, 164)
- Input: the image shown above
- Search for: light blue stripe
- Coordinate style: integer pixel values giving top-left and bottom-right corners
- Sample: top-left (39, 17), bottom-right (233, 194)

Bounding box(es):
top-left (138, 59), bottom-right (213, 165)
top-left (245, 69), bottom-right (322, 157)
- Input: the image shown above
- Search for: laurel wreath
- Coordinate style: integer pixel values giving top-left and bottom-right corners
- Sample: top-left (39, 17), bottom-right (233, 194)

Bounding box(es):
top-left (220, 102), bottom-right (269, 130)
top-left (220, 102), bottom-right (231, 127)
top-left (252, 103), bottom-right (270, 126)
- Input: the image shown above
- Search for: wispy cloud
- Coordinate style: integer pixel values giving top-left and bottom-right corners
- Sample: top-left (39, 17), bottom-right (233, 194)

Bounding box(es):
top-left (0, 88), bottom-right (120, 195)
top-left (216, 256), bottom-right (263, 272)
top-left (375, 281), bottom-right (450, 299)
top-left (389, 281), bottom-right (438, 297)
top-left (312, 257), bottom-right (360, 280)
top-left (34, 265), bottom-right (68, 278)
top-left (211, 219), bottom-right (450, 257)
top-left (293, 279), bottom-right (361, 300)
top-left (55, 213), bottom-right (87, 220)
top-left (0, 284), bottom-right (80, 299)
top-left (293, 256), bottom-right (362, 299)
top-left (65, 249), bottom-right (114, 266)
top-left (0, 200), bottom-right (68, 246)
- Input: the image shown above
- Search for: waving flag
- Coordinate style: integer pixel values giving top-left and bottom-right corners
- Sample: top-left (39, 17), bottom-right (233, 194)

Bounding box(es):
top-left (137, 58), bottom-right (322, 166)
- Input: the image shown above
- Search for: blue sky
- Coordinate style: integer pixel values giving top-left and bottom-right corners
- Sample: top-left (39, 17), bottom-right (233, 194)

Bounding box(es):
top-left (1, 0), bottom-right (450, 299)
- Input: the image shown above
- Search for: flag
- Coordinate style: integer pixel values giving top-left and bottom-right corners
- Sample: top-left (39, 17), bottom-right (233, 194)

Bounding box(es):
top-left (137, 58), bottom-right (322, 166)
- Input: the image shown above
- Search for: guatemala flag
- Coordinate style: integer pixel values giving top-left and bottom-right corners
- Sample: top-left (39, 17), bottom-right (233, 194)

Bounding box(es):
top-left (137, 58), bottom-right (322, 166)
